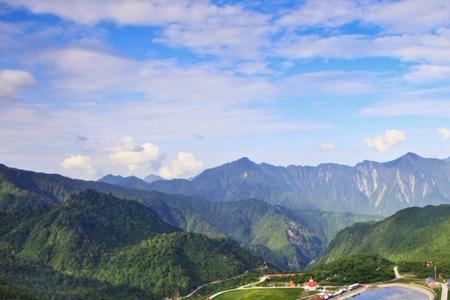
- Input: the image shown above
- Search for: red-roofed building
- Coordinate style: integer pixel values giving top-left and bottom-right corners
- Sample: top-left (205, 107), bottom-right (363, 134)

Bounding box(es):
top-left (304, 276), bottom-right (320, 291)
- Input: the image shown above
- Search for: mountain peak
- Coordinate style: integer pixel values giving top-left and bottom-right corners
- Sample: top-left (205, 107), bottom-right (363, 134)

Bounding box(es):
top-left (387, 152), bottom-right (423, 165)
top-left (99, 174), bottom-right (129, 181)
top-left (230, 157), bottom-right (258, 168)
top-left (144, 174), bottom-right (165, 183)
top-left (98, 174), bottom-right (152, 190)
top-left (237, 156), bottom-right (251, 162)
top-left (401, 152), bottom-right (421, 159)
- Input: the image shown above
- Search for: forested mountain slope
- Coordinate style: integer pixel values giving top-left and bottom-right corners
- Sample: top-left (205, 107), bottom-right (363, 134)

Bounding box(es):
top-left (320, 204), bottom-right (450, 264)
top-left (1, 163), bottom-right (375, 270)
top-left (0, 190), bottom-right (264, 299)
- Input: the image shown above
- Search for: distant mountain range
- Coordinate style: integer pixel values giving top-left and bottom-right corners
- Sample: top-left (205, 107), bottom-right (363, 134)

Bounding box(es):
top-left (98, 173), bottom-right (165, 190)
top-left (126, 153), bottom-right (450, 216)
top-left (0, 163), bottom-right (372, 271)
top-left (99, 174), bottom-right (154, 190)
top-left (3, 155), bottom-right (450, 298)
top-left (319, 204), bottom-right (450, 265)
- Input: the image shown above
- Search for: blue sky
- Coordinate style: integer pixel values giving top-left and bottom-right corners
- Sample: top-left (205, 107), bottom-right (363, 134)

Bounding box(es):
top-left (1, 0), bottom-right (450, 180)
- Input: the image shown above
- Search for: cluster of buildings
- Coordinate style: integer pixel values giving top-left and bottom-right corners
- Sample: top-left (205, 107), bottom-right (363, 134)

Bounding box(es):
top-left (261, 274), bottom-right (322, 291)
top-left (426, 276), bottom-right (441, 288)
top-left (261, 273), bottom-right (364, 300)
top-left (425, 276), bottom-right (450, 288)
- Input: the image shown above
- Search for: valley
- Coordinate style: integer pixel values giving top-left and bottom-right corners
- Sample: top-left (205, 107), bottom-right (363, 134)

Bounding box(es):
top-left (3, 1), bottom-right (450, 298)
top-left (1, 157), bottom-right (450, 299)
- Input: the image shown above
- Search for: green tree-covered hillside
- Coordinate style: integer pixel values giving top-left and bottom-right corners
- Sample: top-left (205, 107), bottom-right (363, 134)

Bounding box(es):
top-left (0, 190), bottom-right (264, 299)
top-left (320, 205), bottom-right (450, 264)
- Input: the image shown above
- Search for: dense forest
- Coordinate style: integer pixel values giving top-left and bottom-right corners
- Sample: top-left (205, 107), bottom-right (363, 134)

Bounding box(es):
top-left (0, 189), bottom-right (264, 299)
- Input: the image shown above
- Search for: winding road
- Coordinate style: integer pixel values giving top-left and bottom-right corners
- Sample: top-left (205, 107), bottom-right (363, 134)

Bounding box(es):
top-left (395, 266), bottom-right (448, 300)
top-left (208, 276), bottom-right (268, 299)
top-left (179, 267), bottom-right (265, 299)
top-left (394, 266), bottom-right (404, 279)
top-left (441, 282), bottom-right (448, 300)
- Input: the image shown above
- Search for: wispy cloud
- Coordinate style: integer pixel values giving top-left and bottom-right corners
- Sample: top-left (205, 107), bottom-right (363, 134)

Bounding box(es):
top-left (278, 0), bottom-right (450, 34)
top-left (282, 71), bottom-right (376, 95)
top-left (275, 31), bottom-right (450, 64)
top-left (39, 47), bottom-right (278, 104)
top-left (8, 0), bottom-right (273, 59)
top-left (404, 64), bottom-right (450, 83)
top-left (360, 100), bottom-right (450, 118)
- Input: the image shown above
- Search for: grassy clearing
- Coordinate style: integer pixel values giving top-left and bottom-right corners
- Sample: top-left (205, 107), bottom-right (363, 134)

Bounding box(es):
top-left (214, 288), bottom-right (308, 300)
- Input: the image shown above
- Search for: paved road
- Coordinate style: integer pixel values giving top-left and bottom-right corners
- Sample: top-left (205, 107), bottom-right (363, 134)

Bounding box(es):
top-left (209, 277), bottom-right (268, 299)
top-left (441, 282), bottom-right (448, 300)
top-left (180, 267), bottom-right (265, 299)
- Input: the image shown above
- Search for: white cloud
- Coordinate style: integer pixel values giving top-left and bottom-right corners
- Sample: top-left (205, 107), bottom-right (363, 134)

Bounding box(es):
top-left (7, 0), bottom-right (450, 63)
top-left (361, 0), bottom-right (450, 34)
top-left (57, 137), bottom-right (203, 179)
top-left (61, 154), bottom-right (97, 179)
top-left (109, 136), bottom-right (163, 176)
top-left (8, 0), bottom-right (272, 59)
top-left (234, 61), bottom-right (272, 75)
top-left (278, 0), bottom-right (450, 34)
top-left (320, 143), bottom-right (336, 151)
top-left (7, 0), bottom-right (199, 25)
top-left (404, 64), bottom-right (450, 83)
top-left (0, 69), bottom-right (36, 97)
top-left (26, 46), bottom-right (331, 139)
top-left (275, 30), bottom-right (450, 64)
top-left (157, 15), bottom-right (272, 58)
top-left (12, 0), bottom-right (450, 37)
top-left (282, 71), bottom-right (375, 95)
top-left (40, 47), bottom-right (277, 103)
top-left (360, 100), bottom-right (450, 118)
top-left (278, 0), bottom-right (358, 28)
top-left (276, 34), bottom-right (365, 60)
top-left (363, 129), bottom-right (406, 153)
top-left (438, 128), bottom-right (450, 140)
top-left (0, 98), bottom-right (329, 168)
top-left (159, 152), bottom-right (203, 179)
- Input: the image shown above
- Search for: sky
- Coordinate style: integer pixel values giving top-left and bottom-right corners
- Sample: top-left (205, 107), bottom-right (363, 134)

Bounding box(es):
top-left (1, 0), bottom-right (450, 180)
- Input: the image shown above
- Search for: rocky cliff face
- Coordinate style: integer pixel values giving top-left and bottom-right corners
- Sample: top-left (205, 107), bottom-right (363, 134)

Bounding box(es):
top-left (149, 153), bottom-right (450, 215)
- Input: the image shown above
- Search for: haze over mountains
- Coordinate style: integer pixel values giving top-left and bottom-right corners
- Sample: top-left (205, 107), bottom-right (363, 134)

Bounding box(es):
top-left (100, 152), bottom-right (450, 216)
